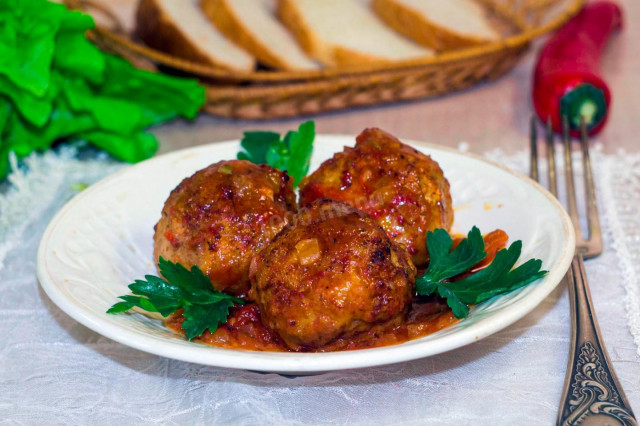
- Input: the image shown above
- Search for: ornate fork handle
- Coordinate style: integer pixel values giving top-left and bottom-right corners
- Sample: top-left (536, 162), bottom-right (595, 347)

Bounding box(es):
top-left (558, 253), bottom-right (637, 426)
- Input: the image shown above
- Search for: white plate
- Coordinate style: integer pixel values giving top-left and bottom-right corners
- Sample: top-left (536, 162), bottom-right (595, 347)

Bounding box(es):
top-left (37, 136), bottom-right (575, 373)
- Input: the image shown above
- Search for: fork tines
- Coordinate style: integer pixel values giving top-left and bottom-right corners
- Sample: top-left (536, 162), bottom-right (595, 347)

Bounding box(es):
top-left (529, 116), bottom-right (602, 258)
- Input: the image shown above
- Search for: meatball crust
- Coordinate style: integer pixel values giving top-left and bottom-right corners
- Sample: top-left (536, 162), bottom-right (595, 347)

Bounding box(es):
top-left (299, 128), bottom-right (453, 266)
top-left (249, 199), bottom-right (417, 350)
top-left (154, 160), bottom-right (297, 297)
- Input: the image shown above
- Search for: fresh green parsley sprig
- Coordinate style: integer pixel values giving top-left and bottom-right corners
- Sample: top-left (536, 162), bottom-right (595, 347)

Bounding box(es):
top-left (107, 257), bottom-right (243, 340)
top-left (237, 120), bottom-right (315, 187)
top-left (416, 227), bottom-right (547, 318)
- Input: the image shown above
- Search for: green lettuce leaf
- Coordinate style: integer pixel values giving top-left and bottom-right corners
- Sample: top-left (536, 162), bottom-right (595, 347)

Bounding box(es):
top-left (0, 0), bottom-right (206, 180)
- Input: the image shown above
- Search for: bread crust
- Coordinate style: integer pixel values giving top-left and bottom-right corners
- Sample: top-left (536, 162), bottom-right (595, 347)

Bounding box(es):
top-left (277, 0), bottom-right (329, 64)
top-left (203, 0), bottom-right (305, 71)
top-left (372, 0), bottom-right (499, 51)
top-left (135, 0), bottom-right (255, 71)
top-left (277, 0), bottom-right (401, 68)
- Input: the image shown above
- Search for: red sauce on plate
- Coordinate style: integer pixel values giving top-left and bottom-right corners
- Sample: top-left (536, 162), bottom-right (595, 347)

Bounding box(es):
top-left (166, 299), bottom-right (459, 352)
top-left (164, 229), bottom-right (507, 352)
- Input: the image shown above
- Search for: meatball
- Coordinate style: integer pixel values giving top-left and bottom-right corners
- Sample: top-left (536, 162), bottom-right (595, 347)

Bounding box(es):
top-left (299, 128), bottom-right (453, 266)
top-left (154, 160), bottom-right (297, 297)
top-left (249, 199), bottom-right (416, 351)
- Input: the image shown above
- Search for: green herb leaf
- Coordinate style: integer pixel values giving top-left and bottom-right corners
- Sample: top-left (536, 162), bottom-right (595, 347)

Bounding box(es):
top-left (0, 0), bottom-right (206, 179)
top-left (106, 301), bottom-right (134, 314)
top-left (182, 301), bottom-right (235, 340)
top-left (237, 131), bottom-right (280, 164)
top-left (284, 120), bottom-right (315, 186)
top-left (158, 258), bottom-right (243, 305)
top-left (452, 243), bottom-right (547, 305)
top-left (436, 285), bottom-right (469, 318)
top-left (118, 294), bottom-right (160, 313)
top-left (237, 121), bottom-right (315, 186)
top-left (127, 275), bottom-right (182, 317)
top-left (416, 228), bottom-right (547, 319)
top-left (416, 227), bottom-right (486, 295)
top-left (107, 257), bottom-right (243, 339)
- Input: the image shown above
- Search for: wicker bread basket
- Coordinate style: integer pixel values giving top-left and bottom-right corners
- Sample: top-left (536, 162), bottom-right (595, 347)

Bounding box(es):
top-left (66, 0), bottom-right (584, 119)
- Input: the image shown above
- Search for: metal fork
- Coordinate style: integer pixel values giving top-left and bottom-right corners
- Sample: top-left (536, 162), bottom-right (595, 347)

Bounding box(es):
top-left (530, 116), bottom-right (636, 426)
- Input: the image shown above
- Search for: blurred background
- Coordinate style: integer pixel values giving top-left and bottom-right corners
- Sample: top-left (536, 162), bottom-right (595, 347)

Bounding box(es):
top-left (77, 0), bottom-right (636, 155)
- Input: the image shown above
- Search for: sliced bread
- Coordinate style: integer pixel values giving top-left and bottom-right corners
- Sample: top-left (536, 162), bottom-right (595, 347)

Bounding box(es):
top-left (135, 0), bottom-right (256, 71)
top-left (278, 0), bottom-right (433, 67)
top-left (372, 0), bottom-right (501, 51)
top-left (202, 0), bottom-right (319, 71)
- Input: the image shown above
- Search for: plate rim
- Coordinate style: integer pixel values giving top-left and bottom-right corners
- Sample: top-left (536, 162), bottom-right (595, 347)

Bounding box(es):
top-left (36, 135), bottom-right (575, 373)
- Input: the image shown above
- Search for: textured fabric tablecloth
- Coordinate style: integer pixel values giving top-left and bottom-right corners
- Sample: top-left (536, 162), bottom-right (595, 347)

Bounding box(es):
top-left (1, 146), bottom-right (639, 425)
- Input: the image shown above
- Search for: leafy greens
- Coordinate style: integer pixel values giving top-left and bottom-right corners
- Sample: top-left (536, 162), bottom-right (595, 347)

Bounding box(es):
top-left (237, 120), bottom-right (315, 186)
top-left (416, 227), bottom-right (547, 318)
top-left (108, 257), bottom-right (243, 340)
top-left (0, 0), bottom-right (206, 178)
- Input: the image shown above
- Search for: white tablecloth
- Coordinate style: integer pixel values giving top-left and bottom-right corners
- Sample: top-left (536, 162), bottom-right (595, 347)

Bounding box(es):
top-left (1, 146), bottom-right (639, 425)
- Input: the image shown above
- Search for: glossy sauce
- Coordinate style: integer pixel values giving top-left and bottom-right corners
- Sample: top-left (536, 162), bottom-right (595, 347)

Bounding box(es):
top-left (165, 229), bottom-right (508, 352)
top-left (166, 299), bottom-right (458, 352)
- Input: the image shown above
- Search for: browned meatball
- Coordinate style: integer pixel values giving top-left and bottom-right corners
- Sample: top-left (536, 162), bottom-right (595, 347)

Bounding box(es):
top-left (249, 199), bottom-right (416, 351)
top-left (299, 128), bottom-right (453, 266)
top-left (154, 160), bottom-right (297, 297)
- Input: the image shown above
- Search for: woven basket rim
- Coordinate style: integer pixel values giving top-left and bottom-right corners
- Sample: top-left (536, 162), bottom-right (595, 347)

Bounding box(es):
top-left (70, 0), bottom-right (584, 83)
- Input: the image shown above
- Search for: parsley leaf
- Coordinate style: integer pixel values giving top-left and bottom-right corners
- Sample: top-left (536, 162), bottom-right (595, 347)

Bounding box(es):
top-left (237, 121), bottom-right (315, 186)
top-left (283, 120), bottom-right (315, 185)
top-left (416, 228), bottom-right (547, 319)
top-left (107, 257), bottom-right (244, 340)
top-left (416, 227), bottom-right (486, 295)
top-left (182, 302), bottom-right (235, 341)
top-left (106, 301), bottom-right (135, 314)
top-left (237, 131), bottom-right (280, 164)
